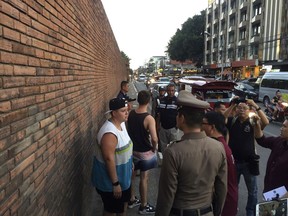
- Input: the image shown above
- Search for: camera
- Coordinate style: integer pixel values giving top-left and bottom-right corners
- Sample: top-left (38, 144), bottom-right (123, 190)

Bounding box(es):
top-left (233, 98), bottom-right (247, 104)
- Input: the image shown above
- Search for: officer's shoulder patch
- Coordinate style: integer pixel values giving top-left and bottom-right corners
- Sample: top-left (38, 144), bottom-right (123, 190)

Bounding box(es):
top-left (167, 140), bottom-right (181, 148)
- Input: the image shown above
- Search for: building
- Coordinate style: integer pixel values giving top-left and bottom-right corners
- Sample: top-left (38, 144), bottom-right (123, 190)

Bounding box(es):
top-left (203, 0), bottom-right (288, 79)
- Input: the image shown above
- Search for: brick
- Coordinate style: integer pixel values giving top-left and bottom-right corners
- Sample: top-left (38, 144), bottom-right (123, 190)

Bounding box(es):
top-left (32, 38), bottom-right (48, 50)
top-left (1, 1), bottom-right (20, 19)
top-left (0, 88), bottom-right (19, 101)
top-left (40, 115), bottom-right (56, 128)
top-left (0, 157), bottom-right (14, 178)
top-left (20, 34), bottom-right (32, 45)
top-left (0, 150), bottom-right (8, 165)
top-left (0, 51), bottom-right (28, 65)
top-left (0, 11), bottom-right (14, 28)
top-left (0, 38), bottom-right (13, 52)
top-left (11, 95), bottom-right (36, 110)
top-left (0, 108), bottom-right (28, 128)
top-left (2, 76), bottom-right (26, 88)
top-left (5, 175), bottom-right (22, 198)
top-left (18, 86), bottom-right (40, 97)
top-left (19, 12), bottom-right (31, 26)
top-left (14, 20), bottom-right (27, 33)
top-left (10, 115), bottom-right (35, 133)
top-left (0, 101), bottom-right (11, 113)
top-left (15, 142), bottom-right (37, 164)
top-left (8, 136), bottom-right (33, 159)
top-left (0, 64), bottom-right (13, 76)
top-left (28, 56), bottom-right (40, 66)
top-left (32, 20), bottom-right (49, 34)
top-left (27, 7), bottom-right (38, 20)
top-left (10, 153), bottom-right (35, 180)
top-left (0, 191), bottom-right (19, 215)
top-left (0, 173), bottom-right (10, 190)
top-left (3, 27), bottom-right (20, 42)
top-left (0, 125), bottom-right (10, 140)
top-left (14, 65), bottom-right (36, 76)
top-left (12, 42), bottom-right (35, 55)
top-left (9, 0), bottom-right (28, 13)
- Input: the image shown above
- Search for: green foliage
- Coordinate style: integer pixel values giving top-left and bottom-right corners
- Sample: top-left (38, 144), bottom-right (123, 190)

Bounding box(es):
top-left (167, 10), bottom-right (205, 65)
top-left (121, 51), bottom-right (130, 63)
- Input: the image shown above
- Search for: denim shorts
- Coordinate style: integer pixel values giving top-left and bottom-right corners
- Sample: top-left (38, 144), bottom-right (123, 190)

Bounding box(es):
top-left (96, 186), bottom-right (131, 213)
top-left (133, 152), bottom-right (157, 171)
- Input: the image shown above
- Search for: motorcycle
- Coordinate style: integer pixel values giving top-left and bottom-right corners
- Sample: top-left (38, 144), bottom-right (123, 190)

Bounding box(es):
top-left (264, 101), bottom-right (288, 122)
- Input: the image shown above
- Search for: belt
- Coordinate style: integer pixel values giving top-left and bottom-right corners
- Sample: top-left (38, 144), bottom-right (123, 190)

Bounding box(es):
top-left (171, 206), bottom-right (212, 216)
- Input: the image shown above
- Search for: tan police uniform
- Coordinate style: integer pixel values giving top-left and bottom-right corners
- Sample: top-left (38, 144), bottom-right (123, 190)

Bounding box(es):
top-left (155, 91), bottom-right (227, 216)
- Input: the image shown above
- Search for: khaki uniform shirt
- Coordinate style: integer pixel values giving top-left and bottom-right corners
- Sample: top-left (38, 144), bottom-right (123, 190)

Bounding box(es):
top-left (155, 132), bottom-right (227, 216)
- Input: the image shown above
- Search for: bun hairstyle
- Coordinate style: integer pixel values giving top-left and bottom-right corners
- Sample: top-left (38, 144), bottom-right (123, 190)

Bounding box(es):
top-left (204, 112), bottom-right (227, 137)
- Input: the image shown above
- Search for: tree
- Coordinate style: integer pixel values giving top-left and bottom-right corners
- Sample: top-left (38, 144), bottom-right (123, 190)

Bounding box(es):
top-left (167, 10), bottom-right (205, 67)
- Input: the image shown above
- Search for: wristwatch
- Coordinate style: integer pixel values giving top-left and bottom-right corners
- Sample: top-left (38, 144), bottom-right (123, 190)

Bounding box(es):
top-left (256, 107), bottom-right (261, 111)
top-left (112, 181), bottom-right (120, 186)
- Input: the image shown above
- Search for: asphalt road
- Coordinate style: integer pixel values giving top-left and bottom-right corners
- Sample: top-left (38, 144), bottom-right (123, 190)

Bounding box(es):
top-left (86, 81), bottom-right (281, 216)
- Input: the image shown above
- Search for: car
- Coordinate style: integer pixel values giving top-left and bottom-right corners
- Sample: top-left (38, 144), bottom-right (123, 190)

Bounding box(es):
top-left (234, 82), bottom-right (259, 101)
top-left (149, 81), bottom-right (170, 98)
top-left (138, 74), bottom-right (146, 82)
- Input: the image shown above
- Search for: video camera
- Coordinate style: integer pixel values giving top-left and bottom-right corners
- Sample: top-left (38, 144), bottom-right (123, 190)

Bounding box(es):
top-left (233, 98), bottom-right (247, 104)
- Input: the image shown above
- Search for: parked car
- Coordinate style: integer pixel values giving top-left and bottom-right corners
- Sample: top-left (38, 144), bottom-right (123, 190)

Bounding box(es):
top-left (149, 81), bottom-right (170, 98)
top-left (234, 82), bottom-right (259, 101)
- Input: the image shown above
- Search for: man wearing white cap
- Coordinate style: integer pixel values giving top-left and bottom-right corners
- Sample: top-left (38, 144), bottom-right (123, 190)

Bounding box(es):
top-left (156, 90), bottom-right (227, 216)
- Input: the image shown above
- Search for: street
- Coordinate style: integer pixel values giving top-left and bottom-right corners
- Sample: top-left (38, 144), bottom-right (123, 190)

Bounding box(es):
top-left (88, 81), bottom-right (282, 216)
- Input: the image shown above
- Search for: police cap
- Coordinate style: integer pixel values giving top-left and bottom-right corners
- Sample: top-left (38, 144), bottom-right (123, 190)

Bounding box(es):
top-left (176, 90), bottom-right (210, 109)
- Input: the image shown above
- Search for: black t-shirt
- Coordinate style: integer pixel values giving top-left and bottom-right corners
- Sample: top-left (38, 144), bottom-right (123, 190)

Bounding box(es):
top-left (158, 96), bottom-right (178, 129)
top-left (127, 110), bottom-right (152, 152)
top-left (226, 117), bottom-right (255, 161)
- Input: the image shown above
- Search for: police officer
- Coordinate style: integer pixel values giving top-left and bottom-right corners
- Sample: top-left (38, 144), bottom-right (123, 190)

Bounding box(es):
top-left (155, 90), bottom-right (228, 216)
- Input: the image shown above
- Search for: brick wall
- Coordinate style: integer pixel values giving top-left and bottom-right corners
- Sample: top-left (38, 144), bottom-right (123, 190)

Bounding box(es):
top-left (0, 0), bottom-right (128, 215)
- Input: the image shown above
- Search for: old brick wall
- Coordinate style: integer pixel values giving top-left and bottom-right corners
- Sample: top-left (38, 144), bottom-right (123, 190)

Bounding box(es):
top-left (0, 0), bottom-right (128, 215)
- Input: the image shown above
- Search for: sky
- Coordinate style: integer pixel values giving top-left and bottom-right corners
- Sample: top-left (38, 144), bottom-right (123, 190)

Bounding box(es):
top-left (101, 0), bottom-right (208, 70)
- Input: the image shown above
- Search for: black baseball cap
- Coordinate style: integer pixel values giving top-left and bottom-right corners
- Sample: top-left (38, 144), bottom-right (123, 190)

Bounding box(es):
top-left (105, 98), bottom-right (127, 114)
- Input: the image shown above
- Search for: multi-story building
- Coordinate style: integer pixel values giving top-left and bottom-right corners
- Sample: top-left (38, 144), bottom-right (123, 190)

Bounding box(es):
top-left (203, 0), bottom-right (288, 79)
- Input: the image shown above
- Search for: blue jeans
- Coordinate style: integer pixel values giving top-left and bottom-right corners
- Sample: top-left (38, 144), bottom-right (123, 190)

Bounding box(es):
top-left (236, 162), bottom-right (258, 216)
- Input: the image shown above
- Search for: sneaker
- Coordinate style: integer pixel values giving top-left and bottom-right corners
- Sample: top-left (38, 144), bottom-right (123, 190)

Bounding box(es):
top-left (138, 203), bottom-right (156, 215)
top-left (128, 197), bottom-right (141, 209)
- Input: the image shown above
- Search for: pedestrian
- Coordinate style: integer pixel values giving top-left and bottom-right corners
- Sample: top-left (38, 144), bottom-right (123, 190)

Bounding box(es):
top-left (117, 80), bottom-right (136, 110)
top-left (202, 111), bottom-right (238, 216)
top-left (224, 98), bottom-right (269, 216)
top-left (155, 90), bottom-right (227, 216)
top-left (127, 90), bottom-right (158, 214)
top-left (253, 115), bottom-right (288, 193)
top-left (156, 83), bottom-right (178, 152)
top-left (93, 98), bottom-right (133, 216)
top-left (213, 101), bottom-right (226, 115)
top-left (151, 86), bottom-right (166, 119)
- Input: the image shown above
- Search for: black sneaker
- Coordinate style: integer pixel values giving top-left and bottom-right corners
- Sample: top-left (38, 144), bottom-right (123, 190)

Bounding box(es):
top-left (138, 203), bottom-right (156, 215)
top-left (128, 197), bottom-right (141, 209)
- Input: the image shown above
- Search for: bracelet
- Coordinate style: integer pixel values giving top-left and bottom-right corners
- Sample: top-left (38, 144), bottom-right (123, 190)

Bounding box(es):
top-left (112, 181), bottom-right (120, 186)
top-left (256, 107), bottom-right (261, 111)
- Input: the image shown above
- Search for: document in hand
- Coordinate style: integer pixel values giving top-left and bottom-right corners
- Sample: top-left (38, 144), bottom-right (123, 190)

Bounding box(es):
top-left (263, 186), bottom-right (288, 201)
top-left (256, 198), bottom-right (287, 216)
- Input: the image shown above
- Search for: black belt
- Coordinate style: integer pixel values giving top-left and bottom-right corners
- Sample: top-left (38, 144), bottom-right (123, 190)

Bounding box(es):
top-left (171, 206), bottom-right (212, 216)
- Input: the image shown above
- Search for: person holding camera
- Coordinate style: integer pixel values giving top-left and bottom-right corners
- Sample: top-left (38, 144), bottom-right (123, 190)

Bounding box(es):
top-left (224, 97), bottom-right (269, 216)
top-left (253, 114), bottom-right (288, 195)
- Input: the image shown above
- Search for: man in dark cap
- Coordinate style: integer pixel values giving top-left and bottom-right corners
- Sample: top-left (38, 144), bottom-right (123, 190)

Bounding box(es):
top-left (155, 90), bottom-right (228, 216)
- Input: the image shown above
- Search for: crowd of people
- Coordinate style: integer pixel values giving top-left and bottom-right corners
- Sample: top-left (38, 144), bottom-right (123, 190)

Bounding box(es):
top-left (91, 80), bottom-right (288, 216)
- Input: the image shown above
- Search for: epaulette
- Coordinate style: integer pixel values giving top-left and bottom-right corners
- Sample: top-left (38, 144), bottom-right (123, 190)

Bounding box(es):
top-left (167, 140), bottom-right (181, 148)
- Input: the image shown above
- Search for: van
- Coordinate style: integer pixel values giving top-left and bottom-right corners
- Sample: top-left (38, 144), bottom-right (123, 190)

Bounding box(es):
top-left (258, 72), bottom-right (288, 106)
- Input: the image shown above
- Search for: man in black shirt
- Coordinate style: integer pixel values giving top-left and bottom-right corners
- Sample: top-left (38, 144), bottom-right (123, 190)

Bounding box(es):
top-left (117, 81), bottom-right (136, 110)
top-left (156, 84), bottom-right (178, 152)
top-left (224, 98), bottom-right (268, 216)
